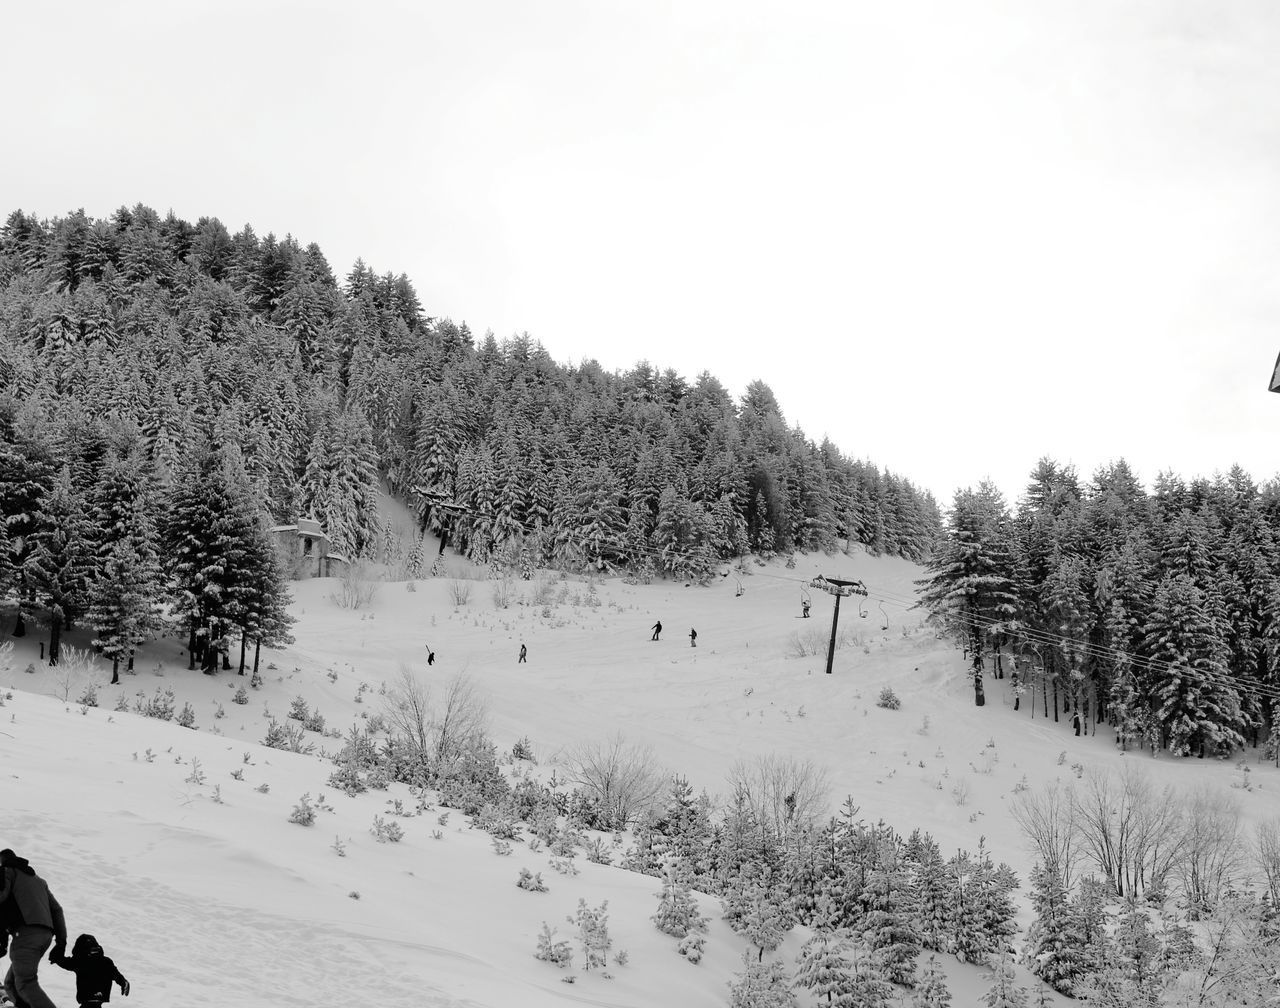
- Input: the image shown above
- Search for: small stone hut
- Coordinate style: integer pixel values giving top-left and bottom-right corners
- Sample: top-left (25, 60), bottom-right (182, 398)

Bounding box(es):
top-left (269, 518), bottom-right (350, 579)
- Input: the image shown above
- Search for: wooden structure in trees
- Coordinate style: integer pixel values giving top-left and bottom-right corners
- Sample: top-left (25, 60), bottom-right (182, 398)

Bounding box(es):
top-left (269, 518), bottom-right (349, 578)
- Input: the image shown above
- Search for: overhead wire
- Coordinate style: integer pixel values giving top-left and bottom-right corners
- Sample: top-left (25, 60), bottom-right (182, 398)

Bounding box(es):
top-left (415, 500), bottom-right (1280, 705)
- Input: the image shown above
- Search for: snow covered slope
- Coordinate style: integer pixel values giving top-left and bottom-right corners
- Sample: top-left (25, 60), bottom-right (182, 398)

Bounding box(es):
top-left (1, 547), bottom-right (1271, 1006)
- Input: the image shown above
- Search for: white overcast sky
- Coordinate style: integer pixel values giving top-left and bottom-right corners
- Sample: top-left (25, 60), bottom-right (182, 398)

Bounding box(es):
top-left (5, 0), bottom-right (1280, 505)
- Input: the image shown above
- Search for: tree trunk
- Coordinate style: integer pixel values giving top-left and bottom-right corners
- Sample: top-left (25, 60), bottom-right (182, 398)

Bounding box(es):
top-left (239, 632), bottom-right (247, 675)
top-left (110, 657), bottom-right (119, 685)
top-left (127, 649), bottom-right (135, 673)
top-left (187, 621), bottom-right (198, 670)
top-left (1011, 662), bottom-right (1020, 712)
top-left (970, 626), bottom-right (985, 707)
top-left (253, 638), bottom-right (262, 677)
top-left (48, 607), bottom-right (63, 666)
top-left (1052, 675), bottom-right (1059, 723)
top-left (12, 611), bottom-right (25, 638)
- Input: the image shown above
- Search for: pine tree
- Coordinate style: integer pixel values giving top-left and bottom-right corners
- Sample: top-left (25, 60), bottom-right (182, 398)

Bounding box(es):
top-left (981, 951), bottom-right (1029, 1008)
top-left (792, 929), bottom-right (856, 1004)
top-left (237, 520), bottom-right (296, 676)
top-left (652, 858), bottom-right (708, 939)
top-left (85, 500), bottom-right (162, 682)
top-left (727, 950), bottom-right (797, 1008)
top-left (1143, 573), bottom-right (1243, 756)
top-left (27, 466), bottom-right (94, 664)
top-left (912, 955), bottom-right (953, 1008)
top-left (1023, 863), bottom-right (1086, 994)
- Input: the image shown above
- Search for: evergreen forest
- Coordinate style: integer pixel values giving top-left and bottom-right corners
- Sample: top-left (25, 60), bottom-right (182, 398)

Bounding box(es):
top-left (918, 460), bottom-right (1280, 760)
top-left (0, 204), bottom-right (940, 668)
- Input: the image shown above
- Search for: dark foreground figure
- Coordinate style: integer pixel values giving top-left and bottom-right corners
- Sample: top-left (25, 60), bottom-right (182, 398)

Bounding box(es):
top-left (52, 934), bottom-right (130, 1007)
top-left (1, 849), bottom-right (68, 1008)
top-left (650, 621), bottom-right (662, 641)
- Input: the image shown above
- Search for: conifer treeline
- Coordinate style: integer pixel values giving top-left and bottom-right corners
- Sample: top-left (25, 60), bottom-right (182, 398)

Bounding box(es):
top-left (918, 458), bottom-right (1280, 758)
top-left (0, 204), bottom-right (941, 593)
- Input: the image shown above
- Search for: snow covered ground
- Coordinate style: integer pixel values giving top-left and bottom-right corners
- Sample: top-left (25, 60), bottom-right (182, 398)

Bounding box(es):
top-left (1, 546), bottom-right (1273, 1006)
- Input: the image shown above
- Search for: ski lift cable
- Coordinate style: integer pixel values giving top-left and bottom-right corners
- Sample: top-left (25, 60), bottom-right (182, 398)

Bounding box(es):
top-left (867, 589), bottom-right (1280, 705)
top-left (418, 507), bottom-right (1280, 705)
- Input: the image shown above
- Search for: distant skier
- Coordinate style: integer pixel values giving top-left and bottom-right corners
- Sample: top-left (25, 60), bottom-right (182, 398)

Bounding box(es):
top-left (52, 933), bottom-right (131, 1006)
top-left (689, 627), bottom-right (697, 648)
top-left (0, 848), bottom-right (68, 1008)
top-left (802, 600), bottom-right (811, 618)
top-left (650, 621), bottom-right (662, 641)
top-left (518, 643), bottom-right (527, 664)
top-left (426, 646), bottom-right (435, 666)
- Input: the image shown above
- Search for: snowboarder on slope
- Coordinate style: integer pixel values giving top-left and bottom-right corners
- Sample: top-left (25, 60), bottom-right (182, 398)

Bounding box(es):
top-left (425, 645), bottom-right (435, 666)
top-left (518, 643), bottom-right (527, 664)
top-left (0, 848), bottom-right (68, 1008)
top-left (650, 621), bottom-right (662, 641)
top-left (689, 628), bottom-right (697, 648)
top-left (52, 933), bottom-right (131, 1006)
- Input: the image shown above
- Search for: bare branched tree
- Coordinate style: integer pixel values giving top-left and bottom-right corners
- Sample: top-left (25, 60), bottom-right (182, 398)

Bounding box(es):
top-left (1253, 816), bottom-right (1280, 904)
top-left (431, 672), bottom-right (489, 766)
top-left (1011, 779), bottom-right (1081, 890)
top-left (562, 733), bottom-right (665, 830)
top-left (1180, 784), bottom-right (1245, 919)
top-left (1072, 764), bottom-right (1187, 900)
top-left (726, 752), bottom-right (830, 851)
top-left (383, 664), bottom-right (432, 767)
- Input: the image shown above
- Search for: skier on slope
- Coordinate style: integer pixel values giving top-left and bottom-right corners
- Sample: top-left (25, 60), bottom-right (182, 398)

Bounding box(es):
top-left (689, 628), bottom-right (697, 648)
top-left (650, 621), bottom-right (662, 641)
top-left (425, 645), bottom-right (435, 666)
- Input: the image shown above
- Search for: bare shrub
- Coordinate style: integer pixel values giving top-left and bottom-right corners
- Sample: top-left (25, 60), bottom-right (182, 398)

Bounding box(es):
top-left (562, 733), bottom-right (665, 830)
top-left (331, 562), bottom-right (378, 610)
top-left (1180, 784), bottom-right (1245, 918)
top-left (53, 646), bottom-right (105, 703)
top-left (726, 752), bottom-right (830, 848)
top-left (491, 577), bottom-right (516, 609)
top-left (448, 579), bottom-right (473, 607)
top-left (527, 577), bottom-right (556, 607)
top-left (383, 667), bottom-right (490, 773)
top-left (1011, 779), bottom-right (1082, 890)
top-left (786, 627), bottom-right (856, 658)
top-left (1254, 817), bottom-right (1280, 903)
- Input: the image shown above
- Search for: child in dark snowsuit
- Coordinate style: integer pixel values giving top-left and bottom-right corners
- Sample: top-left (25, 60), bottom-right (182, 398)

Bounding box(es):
top-left (51, 933), bottom-right (130, 1007)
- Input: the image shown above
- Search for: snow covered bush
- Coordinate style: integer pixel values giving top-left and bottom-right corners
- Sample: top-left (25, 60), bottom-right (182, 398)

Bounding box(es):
top-left (677, 932), bottom-right (705, 963)
top-left (232, 684), bottom-right (248, 704)
top-left (288, 695), bottom-right (309, 721)
top-left (135, 686), bottom-right (176, 721)
top-left (511, 736), bottom-right (536, 762)
top-left (289, 793), bottom-right (317, 826)
top-left (876, 686), bottom-right (901, 710)
top-left (262, 718), bottom-right (315, 754)
top-left (447, 579), bottom-right (472, 607)
top-left (332, 563), bottom-right (378, 610)
top-left (370, 815), bottom-right (404, 843)
top-left (517, 868), bottom-right (548, 892)
top-left (568, 899), bottom-right (612, 972)
top-left (534, 923), bottom-right (572, 968)
top-left (176, 702), bottom-right (197, 729)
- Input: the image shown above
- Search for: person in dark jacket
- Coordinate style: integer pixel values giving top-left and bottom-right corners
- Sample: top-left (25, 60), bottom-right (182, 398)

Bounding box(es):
top-left (0, 848), bottom-right (68, 1008)
top-left (52, 933), bottom-right (130, 1007)
top-left (689, 627), bottom-right (697, 648)
top-left (650, 621), bottom-right (662, 641)
top-left (517, 644), bottom-right (527, 664)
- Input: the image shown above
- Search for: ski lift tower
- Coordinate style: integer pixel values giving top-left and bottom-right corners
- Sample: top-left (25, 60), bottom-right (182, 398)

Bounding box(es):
top-left (810, 575), bottom-right (869, 675)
